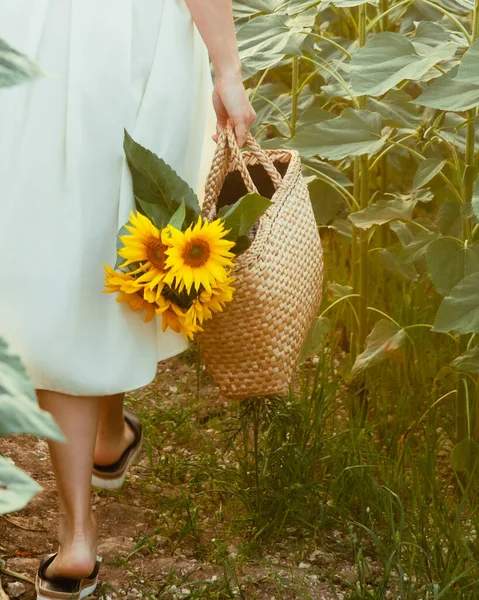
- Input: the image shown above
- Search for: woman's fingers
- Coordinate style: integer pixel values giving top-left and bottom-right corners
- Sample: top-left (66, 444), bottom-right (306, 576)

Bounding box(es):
top-left (212, 75), bottom-right (256, 147)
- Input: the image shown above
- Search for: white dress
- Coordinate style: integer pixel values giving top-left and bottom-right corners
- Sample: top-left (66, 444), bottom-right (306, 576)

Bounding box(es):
top-left (0, 0), bottom-right (216, 396)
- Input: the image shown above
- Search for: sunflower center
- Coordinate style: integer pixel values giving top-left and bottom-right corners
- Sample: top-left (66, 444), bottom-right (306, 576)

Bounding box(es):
top-left (146, 240), bottom-right (168, 270)
top-left (182, 238), bottom-right (211, 268)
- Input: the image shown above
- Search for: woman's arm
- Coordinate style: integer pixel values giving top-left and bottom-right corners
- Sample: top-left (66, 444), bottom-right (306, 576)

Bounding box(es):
top-left (184, 0), bottom-right (255, 147)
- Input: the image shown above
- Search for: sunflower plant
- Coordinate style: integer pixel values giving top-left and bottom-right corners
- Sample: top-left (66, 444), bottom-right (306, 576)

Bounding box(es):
top-left (104, 131), bottom-right (272, 339)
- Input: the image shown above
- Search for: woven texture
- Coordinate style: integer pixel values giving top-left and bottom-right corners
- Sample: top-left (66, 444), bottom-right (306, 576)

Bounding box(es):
top-left (198, 123), bottom-right (324, 400)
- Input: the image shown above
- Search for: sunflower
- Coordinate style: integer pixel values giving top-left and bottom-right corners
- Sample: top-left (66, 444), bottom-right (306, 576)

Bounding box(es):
top-left (163, 217), bottom-right (235, 294)
top-left (118, 211), bottom-right (169, 287)
top-left (184, 276), bottom-right (236, 331)
top-left (115, 290), bottom-right (156, 323)
top-left (103, 265), bottom-right (142, 295)
top-left (198, 276), bottom-right (236, 314)
top-left (156, 294), bottom-right (200, 340)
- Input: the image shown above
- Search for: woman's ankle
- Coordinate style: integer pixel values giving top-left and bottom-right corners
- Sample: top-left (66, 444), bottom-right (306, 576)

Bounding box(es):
top-left (94, 419), bottom-right (135, 466)
top-left (47, 513), bottom-right (98, 580)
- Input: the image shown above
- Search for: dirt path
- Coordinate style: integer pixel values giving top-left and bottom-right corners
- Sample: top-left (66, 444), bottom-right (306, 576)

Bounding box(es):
top-left (1, 356), bottom-right (352, 600)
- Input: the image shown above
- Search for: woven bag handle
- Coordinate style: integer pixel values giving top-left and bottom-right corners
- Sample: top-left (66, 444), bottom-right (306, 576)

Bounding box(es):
top-left (203, 121), bottom-right (284, 220)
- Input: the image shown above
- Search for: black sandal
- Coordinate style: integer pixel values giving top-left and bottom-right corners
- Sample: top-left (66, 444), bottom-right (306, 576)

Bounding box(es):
top-left (35, 554), bottom-right (101, 600)
top-left (91, 407), bottom-right (143, 490)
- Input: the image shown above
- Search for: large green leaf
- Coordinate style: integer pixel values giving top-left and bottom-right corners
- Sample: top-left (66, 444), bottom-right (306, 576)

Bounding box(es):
top-left (0, 339), bottom-right (64, 440)
top-left (233, 0), bottom-right (283, 17)
top-left (455, 39), bottom-right (479, 86)
top-left (412, 22), bottom-right (454, 53)
top-left (350, 33), bottom-right (456, 97)
top-left (366, 90), bottom-right (419, 128)
top-left (426, 238), bottom-right (479, 297)
top-left (0, 457), bottom-right (41, 515)
top-left (412, 159), bottom-right (446, 191)
top-left (451, 346), bottom-right (479, 373)
top-left (0, 38), bottom-right (43, 88)
top-left (217, 193), bottom-right (273, 244)
top-left (397, 229), bottom-right (439, 264)
top-left (236, 12), bottom-right (314, 78)
top-left (299, 317), bottom-right (331, 364)
top-left (308, 178), bottom-right (348, 225)
top-left (286, 109), bottom-right (388, 160)
top-left (123, 131), bottom-right (201, 229)
top-left (380, 247), bottom-right (418, 281)
top-left (352, 320), bottom-right (406, 377)
top-left (349, 196), bottom-right (415, 229)
top-left (322, 0), bottom-right (378, 6)
top-left (433, 272), bottom-right (479, 334)
top-left (414, 65), bottom-right (479, 112)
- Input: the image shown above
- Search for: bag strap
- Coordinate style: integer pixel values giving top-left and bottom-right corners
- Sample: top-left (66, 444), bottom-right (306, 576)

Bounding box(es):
top-left (203, 120), bottom-right (284, 220)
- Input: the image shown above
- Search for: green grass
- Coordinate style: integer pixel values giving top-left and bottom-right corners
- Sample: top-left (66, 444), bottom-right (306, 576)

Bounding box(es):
top-left (104, 234), bottom-right (479, 600)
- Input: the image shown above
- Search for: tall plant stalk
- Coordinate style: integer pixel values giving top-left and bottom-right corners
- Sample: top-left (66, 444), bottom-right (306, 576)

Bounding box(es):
top-left (291, 56), bottom-right (300, 138)
top-left (356, 4), bottom-right (370, 353)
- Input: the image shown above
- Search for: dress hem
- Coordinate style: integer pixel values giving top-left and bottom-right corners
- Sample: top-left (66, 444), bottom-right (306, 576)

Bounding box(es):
top-left (33, 340), bottom-right (190, 397)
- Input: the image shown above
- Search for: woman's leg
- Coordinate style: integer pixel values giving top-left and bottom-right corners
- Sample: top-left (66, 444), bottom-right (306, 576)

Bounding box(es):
top-left (37, 391), bottom-right (99, 579)
top-left (94, 393), bottom-right (135, 466)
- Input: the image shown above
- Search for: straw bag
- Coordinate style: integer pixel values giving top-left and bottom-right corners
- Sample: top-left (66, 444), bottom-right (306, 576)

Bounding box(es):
top-left (198, 122), bottom-right (324, 400)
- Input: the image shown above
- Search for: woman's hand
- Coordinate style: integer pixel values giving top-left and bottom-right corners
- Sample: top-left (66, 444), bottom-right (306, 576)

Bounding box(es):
top-left (212, 72), bottom-right (256, 148)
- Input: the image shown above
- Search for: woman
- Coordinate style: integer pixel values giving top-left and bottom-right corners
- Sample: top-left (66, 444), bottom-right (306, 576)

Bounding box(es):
top-left (0, 0), bottom-right (255, 596)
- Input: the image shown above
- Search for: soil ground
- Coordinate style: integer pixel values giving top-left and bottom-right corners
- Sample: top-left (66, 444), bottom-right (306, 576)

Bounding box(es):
top-left (0, 355), bottom-right (362, 600)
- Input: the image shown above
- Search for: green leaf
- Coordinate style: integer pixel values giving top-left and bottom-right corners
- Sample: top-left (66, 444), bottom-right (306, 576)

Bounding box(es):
top-left (352, 320), bottom-right (406, 377)
top-left (366, 90), bottom-right (420, 128)
top-left (328, 282), bottom-right (354, 297)
top-left (232, 236), bottom-right (252, 256)
top-left (451, 346), bottom-right (479, 373)
top-left (426, 238), bottom-right (479, 296)
top-left (396, 229), bottom-right (439, 264)
top-left (123, 130), bottom-right (201, 228)
top-left (412, 22), bottom-right (453, 53)
top-left (350, 33), bottom-right (456, 97)
top-left (380, 247), bottom-right (418, 281)
top-left (233, 0), bottom-right (283, 17)
top-left (349, 196), bottom-right (415, 229)
top-left (450, 438), bottom-right (479, 475)
top-left (0, 457), bottom-right (42, 515)
top-left (136, 199), bottom-right (171, 230)
top-left (169, 201), bottom-right (186, 231)
top-left (412, 159), bottom-right (446, 191)
top-left (0, 338), bottom-right (64, 440)
top-left (236, 13), bottom-right (312, 78)
top-left (414, 65), bottom-right (479, 112)
top-left (455, 39), bottom-right (479, 86)
top-left (436, 200), bottom-right (462, 237)
top-left (308, 178), bottom-right (348, 225)
top-left (296, 107), bottom-right (335, 131)
top-left (217, 193), bottom-right (273, 242)
top-left (299, 317), bottom-right (331, 364)
top-left (433, 272), bottom-right (479, 334)
top-left (286, 109), bottom-right (388, 160)
top-left (0, 38), bottom-right (43, 88)
top-left (322, 0), bottom-right (378, 6)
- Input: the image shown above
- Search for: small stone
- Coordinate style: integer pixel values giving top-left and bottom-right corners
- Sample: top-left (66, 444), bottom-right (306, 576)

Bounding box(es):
top-left (97, 537), bottom-right (136, 561)
top-left (338, 566), bottom-right (358, 584)
top-left (298, 562), bottom-right (310, 569)
top-left (6, 582), bottom-right (26, 598)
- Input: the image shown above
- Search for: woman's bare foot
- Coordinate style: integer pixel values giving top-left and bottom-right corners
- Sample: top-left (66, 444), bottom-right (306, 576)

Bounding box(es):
top-left (45, 514), bottom-right (97, 580)
top-left (94, 417), bottom-right (136, 466)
